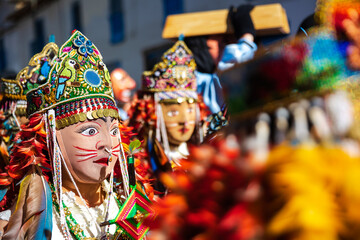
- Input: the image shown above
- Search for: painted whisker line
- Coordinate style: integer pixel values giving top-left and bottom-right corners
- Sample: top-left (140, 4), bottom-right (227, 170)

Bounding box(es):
top-left (77, 157), bottom-right (96, 161)
top-left (77, 155), bottom-right (98, 162)
top-left (76, 150), bottom-right (97, 155)
top-left (111, 145), bottom-right (120, 154)
top-left (75, 153), bottom-right (97, 157)
top-left (112, 146), bottom-right (120, 150)
top-left (74, 146), bottom-right (97, 152)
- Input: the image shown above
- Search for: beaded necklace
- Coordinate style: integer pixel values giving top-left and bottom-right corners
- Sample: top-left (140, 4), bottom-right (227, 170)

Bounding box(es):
top-left (50, 183), bottom-right (125, 240)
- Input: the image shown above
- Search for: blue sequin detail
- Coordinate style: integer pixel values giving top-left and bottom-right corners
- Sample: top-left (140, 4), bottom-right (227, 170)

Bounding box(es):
top-left (79, 46), bottom-right (87, 54)
top-left (73, 34), bottom-right (94, 56)
top-left (74, 39), bottom-right (83, 46)
top-left (87, 47), bottom-right (94, 54)
top-left (79, 35), bottom-right (85, 43)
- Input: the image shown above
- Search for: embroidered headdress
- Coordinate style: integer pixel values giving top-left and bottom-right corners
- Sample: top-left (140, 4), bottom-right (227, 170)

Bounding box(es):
top-left (142, 40), bottom-right (198, 103)
top-left (0, 78), bottom-right (27, 117)
top-left (25, 30), bottom-right (118, 129)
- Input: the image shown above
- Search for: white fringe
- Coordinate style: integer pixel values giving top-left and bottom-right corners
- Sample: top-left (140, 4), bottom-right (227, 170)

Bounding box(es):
top-left (47, 109), bottom-right (71, 239)
top-left (154, 93), bottom-right (171, 160)
top-left (117, 127), bottom-right (130, 197)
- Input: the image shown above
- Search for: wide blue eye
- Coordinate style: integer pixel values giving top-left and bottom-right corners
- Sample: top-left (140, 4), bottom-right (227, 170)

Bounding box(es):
top-left (81, 127), bottom-right (98, 136)
top-left (110, 127), bottom-right (119, 136)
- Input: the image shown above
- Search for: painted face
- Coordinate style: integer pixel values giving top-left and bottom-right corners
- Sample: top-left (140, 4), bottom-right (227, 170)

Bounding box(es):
top-left (56, 117), bottom-right (120, 183)
top-left (206, 35), bottom-right (227, 65)
top-left (161, 101), bottom-right (197, 145)
top-left (111, 68), bottom-right (136, 103)
top-left (206, 34), bottom-right (237, 66)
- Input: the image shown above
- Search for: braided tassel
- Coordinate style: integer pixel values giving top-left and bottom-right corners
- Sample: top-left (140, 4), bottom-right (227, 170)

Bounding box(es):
top-left (47, 109), bottom-right (71, 239)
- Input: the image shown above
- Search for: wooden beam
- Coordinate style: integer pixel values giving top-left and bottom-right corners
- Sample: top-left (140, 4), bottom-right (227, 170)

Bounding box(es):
top-left (162, 3), bottom-right (290, 39)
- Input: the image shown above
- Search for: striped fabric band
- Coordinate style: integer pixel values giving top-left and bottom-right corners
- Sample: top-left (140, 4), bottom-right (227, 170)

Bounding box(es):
top-left (157, 90), bottom-right (198, 101)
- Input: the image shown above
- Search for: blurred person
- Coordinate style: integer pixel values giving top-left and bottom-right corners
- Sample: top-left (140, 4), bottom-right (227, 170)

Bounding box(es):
top-left (185, 4), bottom-right (257, 114)
top-left (342, 6), bottom-right (360, 70)
top-left (127, 39), bottom-right (209, 195)
top-left (110, 68), bottom-right (136, 121)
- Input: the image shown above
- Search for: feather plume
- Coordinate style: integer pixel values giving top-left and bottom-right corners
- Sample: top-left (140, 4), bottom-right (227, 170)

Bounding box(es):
top-left (1, 114), bottom-right (51, 214)
top-left (7, 114), bottom-right (50, 182)
top-left (3, 171), bottom-right (52, 240)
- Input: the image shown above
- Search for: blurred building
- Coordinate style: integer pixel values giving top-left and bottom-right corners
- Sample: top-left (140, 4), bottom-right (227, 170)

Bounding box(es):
top-left (0, 0), bottom-right (316, 83)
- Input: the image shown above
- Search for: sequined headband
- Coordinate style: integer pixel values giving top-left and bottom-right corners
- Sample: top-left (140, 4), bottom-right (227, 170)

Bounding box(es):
top-left (142, 40), bottom-right (197, 101)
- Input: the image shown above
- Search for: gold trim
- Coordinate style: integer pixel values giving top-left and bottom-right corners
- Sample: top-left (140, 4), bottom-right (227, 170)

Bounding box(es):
top-left (55, 109), bottom-right (119, 130)
top-left (159, 97), bottom-right (197, 104)
top-left (97, 109), bottom-right (104, 118)
top-left (1, 78), bottom-right (25, 100)
top-left (28, 93), bottom-right (116, 116)
top-left (79, 112), bottom-right (86, 122)
top-left (104, 108), bottom-right (110, 117)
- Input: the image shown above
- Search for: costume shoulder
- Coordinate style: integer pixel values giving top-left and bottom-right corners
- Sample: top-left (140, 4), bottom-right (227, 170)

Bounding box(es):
top-left (3, 170), bottom-right (52, 240)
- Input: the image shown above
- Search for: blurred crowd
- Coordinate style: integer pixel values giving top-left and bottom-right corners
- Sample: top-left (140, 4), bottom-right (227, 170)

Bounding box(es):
top-left (0, 0), bottom-right (360, 239)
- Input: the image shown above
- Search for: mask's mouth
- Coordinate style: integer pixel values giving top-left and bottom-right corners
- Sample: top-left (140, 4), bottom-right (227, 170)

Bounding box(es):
top-left (122, 90), bottom-right (131, 98)
top-left (93, 157), bottom-right (109, 166)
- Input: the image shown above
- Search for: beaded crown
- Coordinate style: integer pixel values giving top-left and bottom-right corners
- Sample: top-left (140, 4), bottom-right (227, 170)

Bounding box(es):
top-left (25, 30), bottom-right (118, 129)
top-left (0, 77), bottom-right (27, 116)
top-left (1, 43), bottom-right (59, 101)
top-left (0, 43), bottom-right (59, 116)
top-left (0, 77), bottom-right (26, 117)
top-left (142, 40), bottom-right (198, 102)
top-left (1, 77), bottom-right (26, 102)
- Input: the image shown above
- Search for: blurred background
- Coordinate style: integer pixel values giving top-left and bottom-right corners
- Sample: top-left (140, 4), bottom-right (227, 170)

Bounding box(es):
top-left (0, 0), bottom-right (316, 85)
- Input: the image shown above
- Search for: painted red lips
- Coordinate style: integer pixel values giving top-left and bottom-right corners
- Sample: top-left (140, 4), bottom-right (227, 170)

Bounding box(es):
top-left (179, 127), bottom-right (190, 134)
top-left (94, 158), bottom-right (109, 166)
